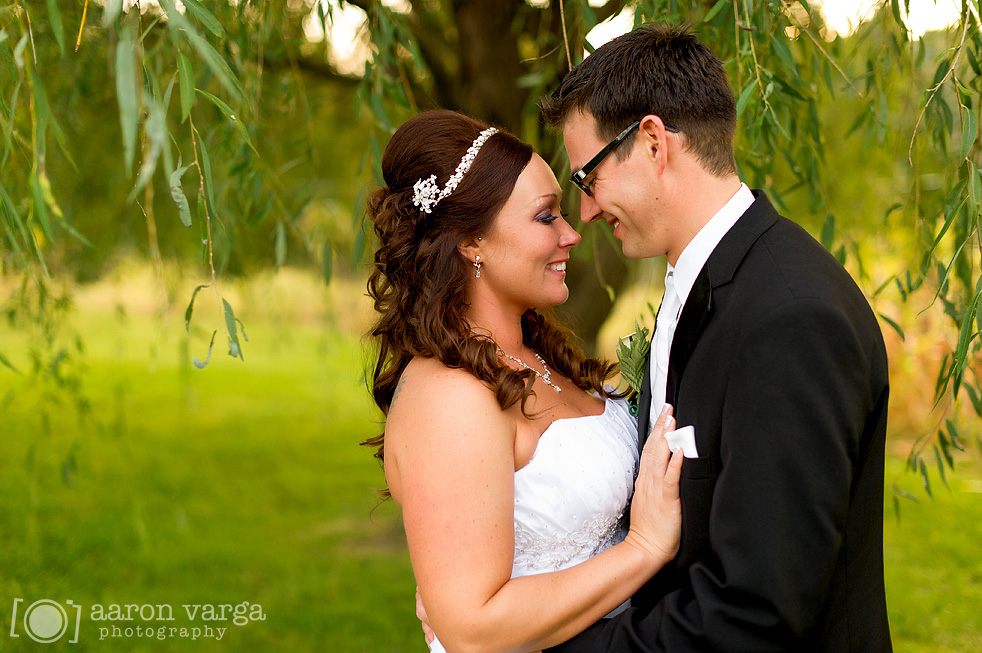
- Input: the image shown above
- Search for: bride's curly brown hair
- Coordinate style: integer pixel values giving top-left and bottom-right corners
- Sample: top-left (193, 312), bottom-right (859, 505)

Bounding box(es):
top-left (363, 110), bottom-right (619, 467)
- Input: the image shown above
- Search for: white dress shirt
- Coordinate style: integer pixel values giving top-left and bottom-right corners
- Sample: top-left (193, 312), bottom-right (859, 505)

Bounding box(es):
top-left (649, 183), bottom-right (755, 424)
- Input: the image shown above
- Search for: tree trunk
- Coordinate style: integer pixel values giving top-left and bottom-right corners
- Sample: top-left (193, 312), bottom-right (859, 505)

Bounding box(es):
top-left (453, 1), bottom-right (527, 133)
top-left (427, 1), bottom-right (630, 349)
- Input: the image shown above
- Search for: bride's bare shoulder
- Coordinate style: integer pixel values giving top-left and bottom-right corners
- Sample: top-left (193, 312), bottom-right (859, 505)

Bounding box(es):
top-left (389, 356), bottom-right (497, 421)
top-left (384, 357), bottom-right (513, 501)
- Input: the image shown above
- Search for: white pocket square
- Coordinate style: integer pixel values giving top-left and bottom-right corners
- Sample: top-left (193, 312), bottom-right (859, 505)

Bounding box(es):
top-left (664, 425), bottom-right (699, 458)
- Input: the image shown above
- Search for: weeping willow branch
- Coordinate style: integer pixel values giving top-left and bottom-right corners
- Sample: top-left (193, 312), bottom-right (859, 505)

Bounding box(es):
top-left (908, 15), bottom-right (970, 164)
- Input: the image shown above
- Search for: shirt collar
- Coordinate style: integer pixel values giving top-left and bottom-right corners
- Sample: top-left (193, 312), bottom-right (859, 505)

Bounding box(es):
top-left (666, 183), bottom-right (754, 308)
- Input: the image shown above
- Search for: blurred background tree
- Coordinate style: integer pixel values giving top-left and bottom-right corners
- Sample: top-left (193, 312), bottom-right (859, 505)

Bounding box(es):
top-left (1, 0), bottom-right (979, 492)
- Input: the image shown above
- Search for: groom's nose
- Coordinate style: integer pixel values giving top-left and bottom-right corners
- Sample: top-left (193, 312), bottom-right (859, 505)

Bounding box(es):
top-left (579, 193), bottom-right (602, 224)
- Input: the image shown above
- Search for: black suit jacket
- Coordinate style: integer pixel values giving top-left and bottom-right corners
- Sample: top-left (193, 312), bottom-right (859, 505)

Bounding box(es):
top-left (550, 192), bottom-right (892, 652)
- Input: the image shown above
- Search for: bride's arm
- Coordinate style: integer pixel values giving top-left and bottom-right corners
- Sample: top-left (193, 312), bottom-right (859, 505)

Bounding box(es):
top-left (385, 361), bottom-right (681, 653)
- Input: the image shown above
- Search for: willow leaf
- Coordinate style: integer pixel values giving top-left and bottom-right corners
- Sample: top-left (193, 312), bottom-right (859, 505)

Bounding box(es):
top-left (115, 16), bottom-right (139, 174)
top-left (29, 170), bottom-right (52, 241)
top-left (184, 283), bottom-right (210, 334)
top-left (45, 0), bottom-right (65, 56)
top-left (736, 82), bottom-right (756, 118)
top-left (932, 444), bottom-right (949, 489)
top-left (169, 159), bottom-right (193, 227)
top-left (193, 330), bottom-right (217, 369)
top-left (178, 51), bottom-right (194, 121)
top-left (877, 313), bottom-right (905, 341)
top-left (275, 221), bottom-right (286, 269)
top-left (159, 0), bottom-right (242, 100)
top-left (196, 89), bottom-right (255, 153)
top-left (181, 0), bottom-right (225, 39)
top-left (222, 299), bottom-right (244, 361)
top-left (961, 105), bottom-right (977, 160)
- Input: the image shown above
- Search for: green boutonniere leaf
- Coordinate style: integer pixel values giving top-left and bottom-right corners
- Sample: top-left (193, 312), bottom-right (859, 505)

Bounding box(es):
top-left (616, 320), bottom-right (651, 398)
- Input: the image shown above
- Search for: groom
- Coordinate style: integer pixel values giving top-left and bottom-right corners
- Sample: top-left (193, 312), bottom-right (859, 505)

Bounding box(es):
top-left (540, 24), bottom-right (892, 651)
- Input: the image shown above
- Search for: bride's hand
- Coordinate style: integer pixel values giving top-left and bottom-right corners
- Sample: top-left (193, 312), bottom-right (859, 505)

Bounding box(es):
top-left (415, 586), bottom-right (435, 646)
top-left (625, 404), bottom-right (683, 567)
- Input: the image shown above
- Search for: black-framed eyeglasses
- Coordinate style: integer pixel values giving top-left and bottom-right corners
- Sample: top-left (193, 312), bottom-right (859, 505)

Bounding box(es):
top-left (569, 119), bottom-right (679, 196)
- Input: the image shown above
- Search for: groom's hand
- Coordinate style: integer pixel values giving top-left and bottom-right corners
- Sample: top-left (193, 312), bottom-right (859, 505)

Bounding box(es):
top-left (416, 586), bottom-right (435, 647)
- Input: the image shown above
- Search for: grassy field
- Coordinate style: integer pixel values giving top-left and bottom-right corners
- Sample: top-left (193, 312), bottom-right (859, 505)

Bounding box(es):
top-left (1, 269), bottom-right (980, 652)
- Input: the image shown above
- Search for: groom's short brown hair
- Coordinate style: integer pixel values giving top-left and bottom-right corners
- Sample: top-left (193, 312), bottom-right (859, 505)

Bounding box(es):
top-left (539, 23), bottom-right (737, 178)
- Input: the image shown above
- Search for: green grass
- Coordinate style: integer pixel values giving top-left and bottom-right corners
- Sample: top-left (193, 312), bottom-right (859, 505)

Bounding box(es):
top-left (883, 455), bottom-right (982, 653)
top-left (0, 297), bottom-right (417, 652)
top-left (1, 277), bottom-right (980, 651)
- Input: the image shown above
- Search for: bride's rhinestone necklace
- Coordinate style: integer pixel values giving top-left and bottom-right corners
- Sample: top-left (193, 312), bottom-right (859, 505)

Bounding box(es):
top-left (497, 349), bottom-right (562, 393)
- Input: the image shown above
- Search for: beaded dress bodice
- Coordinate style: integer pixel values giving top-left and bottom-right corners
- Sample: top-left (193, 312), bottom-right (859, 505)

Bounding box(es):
top-left (512, 397), bottom-right (639, 577)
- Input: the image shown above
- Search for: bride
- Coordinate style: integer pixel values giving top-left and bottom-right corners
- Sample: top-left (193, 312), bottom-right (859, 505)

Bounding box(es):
top-left (364, 110), bottom-right (682, 652)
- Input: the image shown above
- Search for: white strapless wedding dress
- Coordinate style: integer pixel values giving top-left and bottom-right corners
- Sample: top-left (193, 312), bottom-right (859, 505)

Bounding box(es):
top-left (428, 397), bottom-right (639, 652)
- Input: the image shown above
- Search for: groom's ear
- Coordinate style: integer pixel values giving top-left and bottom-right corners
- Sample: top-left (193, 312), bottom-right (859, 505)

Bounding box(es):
top-left (639, 115), bottom-right (672, 173)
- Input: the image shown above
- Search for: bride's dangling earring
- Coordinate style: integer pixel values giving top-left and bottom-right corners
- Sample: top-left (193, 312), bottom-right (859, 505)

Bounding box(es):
top-left (473, 255), bottom-right (482, 278)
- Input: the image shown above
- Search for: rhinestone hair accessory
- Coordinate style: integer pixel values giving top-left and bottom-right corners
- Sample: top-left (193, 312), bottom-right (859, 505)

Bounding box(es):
top-left (412, 127), bottom-right (499, 214)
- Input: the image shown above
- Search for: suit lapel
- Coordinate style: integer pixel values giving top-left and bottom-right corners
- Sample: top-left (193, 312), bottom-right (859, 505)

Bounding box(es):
top-left (665, 269), bottom-right (712, 408)
top-left (663, 191), bottom-right (781, 408)
top-left (637, 348), bottom-right (654, 455)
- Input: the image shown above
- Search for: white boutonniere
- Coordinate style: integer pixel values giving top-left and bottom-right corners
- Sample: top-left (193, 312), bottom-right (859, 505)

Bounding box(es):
top-left (616, 321), bottom-right (651, 416)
